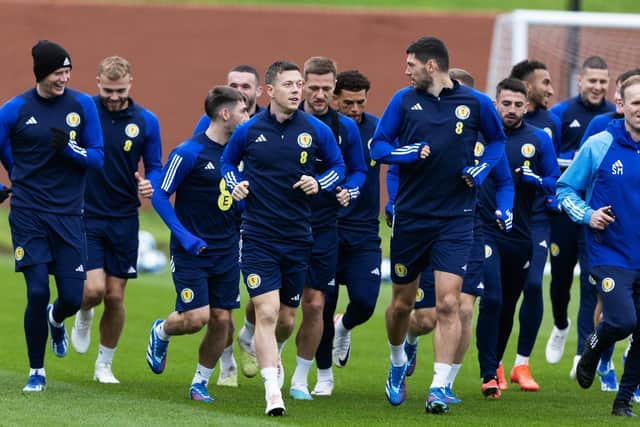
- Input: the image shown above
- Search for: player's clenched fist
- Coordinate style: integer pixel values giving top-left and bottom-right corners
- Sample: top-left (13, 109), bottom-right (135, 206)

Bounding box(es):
top-left (135, 171), bottom-right (154, 198)
top-left (232, 181), bottom-right (250, 201)
top-left (419, 143), bottom-right (430, 159)
top-left (335, 186), bottom-right (350, 207)
top-left (293, 175), bottom-right (319, 195)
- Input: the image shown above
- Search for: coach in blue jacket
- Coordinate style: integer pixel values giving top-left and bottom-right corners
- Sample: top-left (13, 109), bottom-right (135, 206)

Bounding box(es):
top-left (557, 75), bottom-right (640, 417)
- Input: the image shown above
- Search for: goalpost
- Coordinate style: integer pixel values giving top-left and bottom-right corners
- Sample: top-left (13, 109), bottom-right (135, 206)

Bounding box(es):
top-left (486, 9), bottom-right (640, 99)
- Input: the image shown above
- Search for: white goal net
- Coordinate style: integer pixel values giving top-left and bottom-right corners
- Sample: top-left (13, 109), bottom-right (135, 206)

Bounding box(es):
top-left (486, 10), bottom-right (640, 100)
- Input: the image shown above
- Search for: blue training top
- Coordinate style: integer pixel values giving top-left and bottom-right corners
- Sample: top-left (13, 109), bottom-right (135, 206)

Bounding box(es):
top-left (85, 97), bottom-right (162, 218)
top-left (557, 119), bottom-right (640, 269)
top-left (221, 107), bottom-right (345, 242)
top-left (480, 123), bottom-right (559, 242)
top-left (524, 107), bottom-right (561, 220)
top-left (0, 87), bottom-right (104, 215)
top-left (550, 96), bottom-right (615, 168)
top-left (306, 105), bottom-right (366, 229)
top-left (338, 111), bottom-right (380, 246)
top-left (371, 81), bottom-right (505, 218)
top-left (152, 132), bottom-right (238, 255)
top-left (578, 111), bottom-right (622, 148)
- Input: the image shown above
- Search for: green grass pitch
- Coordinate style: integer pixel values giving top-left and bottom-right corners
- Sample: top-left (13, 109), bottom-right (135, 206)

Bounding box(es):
top-left (0, 246), bottom-right (633, 425)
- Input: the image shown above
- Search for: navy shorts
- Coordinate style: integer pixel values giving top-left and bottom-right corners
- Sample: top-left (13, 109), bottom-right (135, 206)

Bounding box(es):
top-left (10, 207), bottom-right (86, 279)
top-left (85, 216), bottom-right (139, 278)
top-left (306, 226), bottom-right (339, 292)
top-left (171, 247), bottom-right (240, 312)
top-left (590, 265), bottom-right (640, 332)
top-left (391, 214), bottom-right (474, 284)
top-left (336, 240), bottom-right (382, 294)
top-left (240, 233), bottom-right (311, 308)
top-left (414, 228), bottom-right (485, 310)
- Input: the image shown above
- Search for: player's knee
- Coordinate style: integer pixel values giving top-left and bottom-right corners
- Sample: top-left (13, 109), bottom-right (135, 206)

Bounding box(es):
top-left (301, 296), bottom-right (324, 318)
top-left (391, 292), bottom-right (415, 314)
top-left (352, 296), bottom-right (376, 320)
top-left (59, 289), bottom-right (83, 314)
top-left (257, 306), bottom-right (279, 327)
top-left (27, 286), bottom-right (50, 307)
top-left (183, 310), bottom-right (209, 333)
top-left (102, 291), bottom-right (123, 309)
top-left (523, 280), bottom-right (542, 296)
top-left (84, 288), bottom-right (105, 306)
top-left (209, 308), bottom-right (231, 328)
top-left (612, 316), bottom-right (637, 337)
top-left (436, 293), bottom-right (459, 317)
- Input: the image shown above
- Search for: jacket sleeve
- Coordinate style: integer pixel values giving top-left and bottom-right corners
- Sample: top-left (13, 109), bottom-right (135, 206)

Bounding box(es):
top-left (141, 110), bottom-right (163, 184)
top-left (556, 135), bottom-right (607, 225)
top-left (491, 154), bottom-right (514, 213)
top-left (385, 164), bottom-right (399, 217)
top-left (371, 88), bottom-right (424, 164)
top-left (339, 117), bottom-right (367, 199)
top-left (473, 91), bottom-right (506, 185)
top-left (151, 146), bottom-right (205, 254)
top-left (314, 120), bottom-right (346, 192)
top-left (221, 122), bottom-right (248, 192)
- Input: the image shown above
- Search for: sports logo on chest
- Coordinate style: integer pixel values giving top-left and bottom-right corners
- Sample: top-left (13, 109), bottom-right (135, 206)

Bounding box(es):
top-left (611, 159), bottom-right (624, 175)
top-left (66, 112), bottom-right (81, 128)
top-left (455, 105), bottom-right (471, 120)
top-left (521, 143), bottom-right (536, 159)
top-left (122, 123), bottom-right (140, 152)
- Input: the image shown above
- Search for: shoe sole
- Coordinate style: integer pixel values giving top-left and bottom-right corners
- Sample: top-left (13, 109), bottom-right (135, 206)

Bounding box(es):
top-left (290, 389), bottom-right (313, 400)
top-left (385, 389), bottom-right (405, 406)
top-left (94, 377), bottom-right (120, 384)
top-left (576, 363), bottom-right (597, 389)
top-left (71, 325), bottom-right (90, 354)
top-left (426, 402), bottom-right (449, 414)
top-left (267, 407), bottom-right (285, 416)
top-left (482, 386), bottom-right (499, 398)
top-left (22, 386), bottom-right (46, 392)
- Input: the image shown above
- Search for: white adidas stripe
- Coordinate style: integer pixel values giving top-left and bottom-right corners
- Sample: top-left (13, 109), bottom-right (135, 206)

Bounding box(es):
top-left (161, 155), bottom-right (183, 191)
top-left (319, 170), bottom-right (339, 189)
top-left (68, 141), bottom-right (87, 157)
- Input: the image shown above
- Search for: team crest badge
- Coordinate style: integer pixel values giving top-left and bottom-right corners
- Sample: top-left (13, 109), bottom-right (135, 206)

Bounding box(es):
top-left (602, 277), bottom-right (615, 293)
top-left (484, 244), bottom-right (492, 259)
top-left (455, 105), bottom-right (470, 120)
top-left (125, 123), bottom-right (140, 138)
top-left (297, 133), bottom-right (312, 148)
top-left (416, 288), bottom-right (424, 302)
top-left (394, 263), bottom-right (407, 278)
top-left (474, 141), bottom-right (485, 157)
top-left (521, 143), bottom-right (536, 158)
top-left (15, 246), bottom-right (24, 261)
top-left (550, 243), bottom-right (560, 257)
top-left (247, 274), bottom-right (262, 289)
top-left (66, 112), bottom-right (81, 128)
top-left (180, 288), bottom-right (194, 303)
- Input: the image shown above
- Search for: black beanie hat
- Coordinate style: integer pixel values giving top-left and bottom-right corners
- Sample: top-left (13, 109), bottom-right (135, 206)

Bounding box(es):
top-left (32, 40), bottom-right (72, 82)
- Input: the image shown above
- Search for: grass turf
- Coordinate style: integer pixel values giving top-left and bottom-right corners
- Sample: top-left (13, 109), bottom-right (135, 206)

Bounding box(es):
top-left (0, 247), bottom-right (634, 425)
